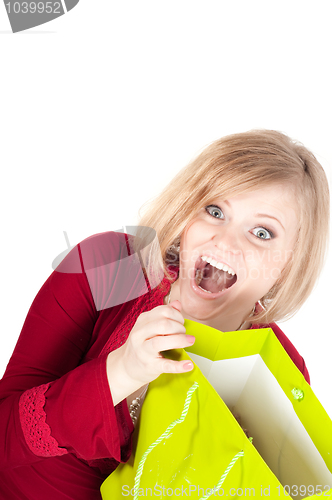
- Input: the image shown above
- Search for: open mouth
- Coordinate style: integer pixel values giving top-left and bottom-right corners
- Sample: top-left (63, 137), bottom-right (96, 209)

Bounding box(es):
top-left (194, 255), bottom-right (237, 294)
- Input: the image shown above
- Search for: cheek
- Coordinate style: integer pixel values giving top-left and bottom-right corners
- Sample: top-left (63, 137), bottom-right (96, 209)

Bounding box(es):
top-left (246, 254), bottom-right (288, 284)
top-left (181, 220), bottom-right (206, 251)
top-left (179, 249), bottom-right (197, 269)
top-left (180, 220), bottom-right (211, 272)
top-left (270, 248), bottom-right (294, 272)
top-left (179, 223), bottom-right (199, 267)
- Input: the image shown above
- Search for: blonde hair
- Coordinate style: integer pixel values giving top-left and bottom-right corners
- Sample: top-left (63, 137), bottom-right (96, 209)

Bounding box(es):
top-left (138, 130), bottom-right (330, 324)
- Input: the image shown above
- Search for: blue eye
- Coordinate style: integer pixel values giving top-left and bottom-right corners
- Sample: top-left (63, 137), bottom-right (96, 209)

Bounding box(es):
top-left (205, 205), bottom-right (224, 219)
top-left (252, 227), bottom-right (273, 240)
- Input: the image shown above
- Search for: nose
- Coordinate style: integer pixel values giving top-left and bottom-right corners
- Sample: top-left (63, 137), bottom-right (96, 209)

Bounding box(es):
top-left (212, 224), bottom-right (242, 257)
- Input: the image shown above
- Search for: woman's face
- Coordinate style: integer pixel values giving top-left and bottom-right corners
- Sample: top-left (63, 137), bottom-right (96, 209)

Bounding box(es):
top-left (174, 184), bottom-right (299, 330)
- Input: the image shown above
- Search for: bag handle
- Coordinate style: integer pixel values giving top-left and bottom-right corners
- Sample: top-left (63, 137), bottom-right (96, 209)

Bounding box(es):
top-left (133, 382), bottom-right (244, 500)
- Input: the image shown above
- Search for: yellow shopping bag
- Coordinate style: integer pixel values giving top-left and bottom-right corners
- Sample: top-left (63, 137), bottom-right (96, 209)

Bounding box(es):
top-left (101, 321), bottom-right (332, 499)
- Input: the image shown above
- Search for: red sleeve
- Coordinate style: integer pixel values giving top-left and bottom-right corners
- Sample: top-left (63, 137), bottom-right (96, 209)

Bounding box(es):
top-left (269, 322), bottom-right (310, 384)
top-left (252, 321), bottom-right (310, 384)
top-left (0, 234), bottom-right (133, 471)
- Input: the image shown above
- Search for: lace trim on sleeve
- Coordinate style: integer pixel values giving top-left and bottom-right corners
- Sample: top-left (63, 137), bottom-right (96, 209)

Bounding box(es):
top-left (19, 383), bottom-right (68, 457)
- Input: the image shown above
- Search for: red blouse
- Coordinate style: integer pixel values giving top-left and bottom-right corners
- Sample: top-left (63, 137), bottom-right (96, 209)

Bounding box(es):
top-left (0, 232), bottom-right (309, 500)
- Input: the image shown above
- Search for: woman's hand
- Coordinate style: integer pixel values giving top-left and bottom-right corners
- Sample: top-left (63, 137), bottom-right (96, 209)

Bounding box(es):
top-left (106, 301), bottom-right (195, 405)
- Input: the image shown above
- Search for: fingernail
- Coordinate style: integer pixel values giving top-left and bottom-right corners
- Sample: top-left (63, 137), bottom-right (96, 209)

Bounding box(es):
top-left (183, 362), bottom-right (193, 371)
top-left (187, 336), bottom-right (195, 345)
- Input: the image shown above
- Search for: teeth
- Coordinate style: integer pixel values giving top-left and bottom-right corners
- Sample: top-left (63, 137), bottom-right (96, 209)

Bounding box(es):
top-left (201, 256), bottom-right (236, 276)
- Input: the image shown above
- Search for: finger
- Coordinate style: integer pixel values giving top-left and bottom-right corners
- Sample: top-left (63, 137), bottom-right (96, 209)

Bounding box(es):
top-left (139, 304), bottom-right (184, 325)
top-left (161, 302), bottom-right (184, 324)
top-left (147, 333), bottom-right (195, 353)
top-left (169, 300), bottom-right (181, 312)
top-left (160, 358), bottom-right (194, 374)
top-left (133, 317), bottom-right (186, 343)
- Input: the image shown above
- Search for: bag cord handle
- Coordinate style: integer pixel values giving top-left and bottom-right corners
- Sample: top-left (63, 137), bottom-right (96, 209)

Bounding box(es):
top-left (133, 382), bottom-right (244, 500)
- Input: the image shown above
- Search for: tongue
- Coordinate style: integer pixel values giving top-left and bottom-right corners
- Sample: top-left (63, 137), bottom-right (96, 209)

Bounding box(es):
top-left (198, 264), bottom-right (235, 293)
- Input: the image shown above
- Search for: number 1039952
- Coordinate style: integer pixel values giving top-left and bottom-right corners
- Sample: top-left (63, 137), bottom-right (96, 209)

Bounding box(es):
top-left (5, 2), bottom-right (61, 14)
top-left (277, 485), bottom-right (331, 496)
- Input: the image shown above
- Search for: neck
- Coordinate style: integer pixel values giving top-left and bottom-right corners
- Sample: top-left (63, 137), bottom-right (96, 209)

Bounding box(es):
top-left (183, 311), bottom-right (253, 332)
top-left (165, 281), bottom-right (254, 332)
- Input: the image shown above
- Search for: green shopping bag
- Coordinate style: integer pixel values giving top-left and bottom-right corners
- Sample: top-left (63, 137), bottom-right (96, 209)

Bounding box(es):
top-left (101, 321), bottom-right (332, 499)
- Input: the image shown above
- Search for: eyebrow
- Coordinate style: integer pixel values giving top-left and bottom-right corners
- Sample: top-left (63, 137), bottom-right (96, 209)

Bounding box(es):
top-left (255, 214), bottom-right (285, 231)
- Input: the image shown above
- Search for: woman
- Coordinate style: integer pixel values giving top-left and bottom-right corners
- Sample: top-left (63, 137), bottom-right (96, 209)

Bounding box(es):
top-left (0, 130), bottom-right (329, 499)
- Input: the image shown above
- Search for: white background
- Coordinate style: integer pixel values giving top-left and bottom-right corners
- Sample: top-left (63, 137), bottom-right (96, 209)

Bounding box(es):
top-left (0, 2), bottom-right (331, 417)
